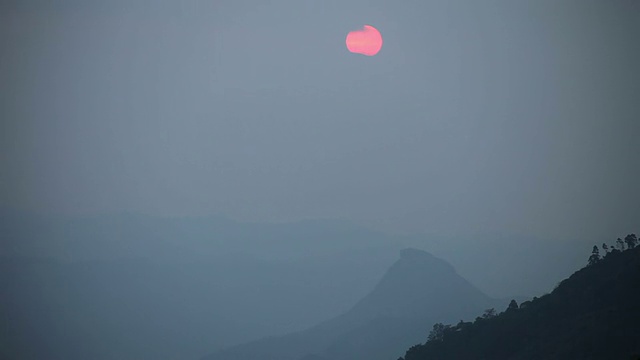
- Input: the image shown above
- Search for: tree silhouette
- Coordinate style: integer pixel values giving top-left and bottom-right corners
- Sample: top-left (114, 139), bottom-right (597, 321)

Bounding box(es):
top-left (427, 323), bottom-right (451, 342)
top-left (616, 238), bottom-right (625, 251)
top-left (588, 245), bottom-right (600, 266)
top-left (624, 234), bottom-right (638, 249)
top-left (602, 243), bottom-right (609, 254)
top-left (482, 308), bottom-right (497, 319)
top-left (507, 299), bottom-right (519, 312)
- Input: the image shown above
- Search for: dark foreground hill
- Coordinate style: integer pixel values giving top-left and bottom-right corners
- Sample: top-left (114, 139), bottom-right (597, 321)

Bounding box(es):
top-left (203, 249), bottom-right (502, 360)
top-left (400, 244), bottom-right (640, 360)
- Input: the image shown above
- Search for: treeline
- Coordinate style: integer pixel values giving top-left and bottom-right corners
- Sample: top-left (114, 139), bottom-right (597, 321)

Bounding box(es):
top-left (589, 233), bottom-right (637, 266)
top-left (397, 234), bottom-right (640, 360)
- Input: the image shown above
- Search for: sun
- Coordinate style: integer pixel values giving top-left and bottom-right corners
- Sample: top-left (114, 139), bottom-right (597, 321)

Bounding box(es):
top-left (346, 25), bottom-right (383, 56)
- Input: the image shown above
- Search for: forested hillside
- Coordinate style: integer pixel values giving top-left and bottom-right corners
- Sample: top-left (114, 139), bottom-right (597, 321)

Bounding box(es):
top-left (399, 235), bottom-right (640, 360)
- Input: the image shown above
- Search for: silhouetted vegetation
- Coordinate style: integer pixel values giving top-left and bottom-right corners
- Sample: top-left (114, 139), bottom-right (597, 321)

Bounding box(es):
top-left (625, 234), bottom-right (638, 249)
top-left (398, 234), bottom-right (640, 360)
top-left (588, 245), bottom-right (601, 266)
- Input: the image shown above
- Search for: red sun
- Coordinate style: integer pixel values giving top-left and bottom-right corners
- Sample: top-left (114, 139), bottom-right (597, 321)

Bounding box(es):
top-left (346, 25), bottom-right (383, 56)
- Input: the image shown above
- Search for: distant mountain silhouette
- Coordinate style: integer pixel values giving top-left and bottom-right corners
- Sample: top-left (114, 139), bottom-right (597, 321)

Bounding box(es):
top-left (0, 213), bottom-right (406, 360)
top-left (399, 244), bottom-right (640, 360)
top-left (203, 248), bottom-right (500, 360)
top-left (0, 211), bottom-right (394, 262)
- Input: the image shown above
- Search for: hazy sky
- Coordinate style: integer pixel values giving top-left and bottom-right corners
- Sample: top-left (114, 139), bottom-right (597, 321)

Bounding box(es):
top-left (1, 0), bottom-right (639, 242)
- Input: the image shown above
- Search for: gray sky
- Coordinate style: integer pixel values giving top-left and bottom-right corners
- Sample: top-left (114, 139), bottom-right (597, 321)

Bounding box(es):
top-left (2, 0), bottom-right (639, 242)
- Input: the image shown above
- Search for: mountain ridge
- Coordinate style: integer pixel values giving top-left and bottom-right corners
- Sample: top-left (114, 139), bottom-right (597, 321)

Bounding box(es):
top-left (202, 248), bottom-right (501, 360)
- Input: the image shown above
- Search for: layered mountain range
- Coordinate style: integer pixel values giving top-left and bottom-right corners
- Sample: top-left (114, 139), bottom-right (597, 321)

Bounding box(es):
top-left (203, 248), bottom-right (503, 360)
